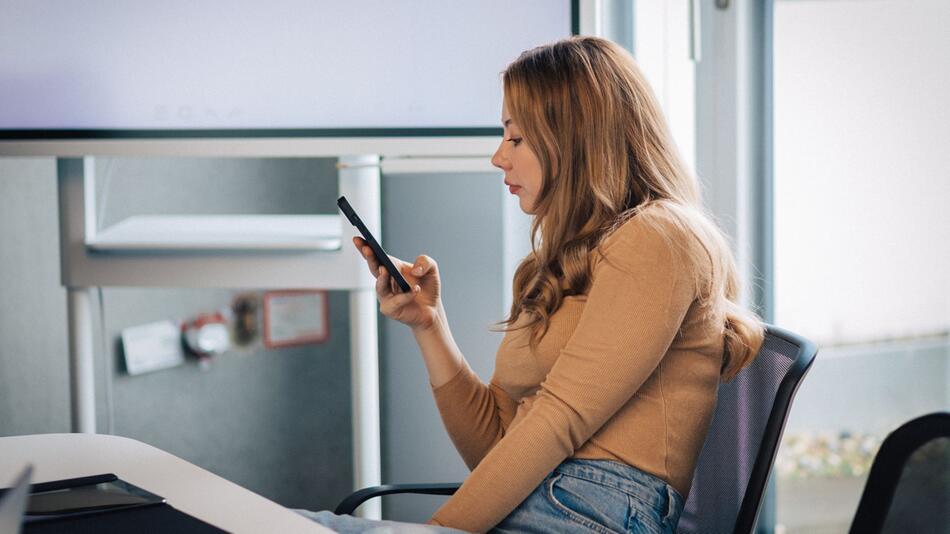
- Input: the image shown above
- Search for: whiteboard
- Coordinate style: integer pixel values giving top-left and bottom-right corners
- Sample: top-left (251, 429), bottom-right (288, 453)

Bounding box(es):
top-left (0, 0), bottom-right (574, 136)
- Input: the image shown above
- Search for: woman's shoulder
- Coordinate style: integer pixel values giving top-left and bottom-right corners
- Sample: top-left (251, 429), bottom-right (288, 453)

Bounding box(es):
top-left (594, 202), bottom-right (715, 277)
top-left (600, 202), bottom-right (699, 252)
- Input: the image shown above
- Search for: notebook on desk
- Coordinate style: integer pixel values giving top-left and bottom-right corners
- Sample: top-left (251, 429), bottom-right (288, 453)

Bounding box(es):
top-left (2, 472), bottom-right (226, 534)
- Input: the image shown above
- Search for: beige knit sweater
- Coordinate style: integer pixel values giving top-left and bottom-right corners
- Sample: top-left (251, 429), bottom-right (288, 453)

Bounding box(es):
top-left (428, 209), bottom-right (726, 532)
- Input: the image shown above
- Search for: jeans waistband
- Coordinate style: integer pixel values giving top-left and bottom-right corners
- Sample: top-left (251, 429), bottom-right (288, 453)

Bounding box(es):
top-left (553, 458), bottom-right (684, 514)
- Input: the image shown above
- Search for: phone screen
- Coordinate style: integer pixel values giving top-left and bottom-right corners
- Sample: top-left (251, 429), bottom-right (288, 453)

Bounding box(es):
top-left (337, 196), bottom-right (411, 293)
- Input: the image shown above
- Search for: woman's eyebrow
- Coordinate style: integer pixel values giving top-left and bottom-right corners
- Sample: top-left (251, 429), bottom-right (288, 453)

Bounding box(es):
top-left (502, 118), bottom-right (512, 127)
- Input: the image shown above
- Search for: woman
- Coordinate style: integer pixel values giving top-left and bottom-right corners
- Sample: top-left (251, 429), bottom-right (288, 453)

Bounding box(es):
top-left (306, 36), bottom-right (764, 533)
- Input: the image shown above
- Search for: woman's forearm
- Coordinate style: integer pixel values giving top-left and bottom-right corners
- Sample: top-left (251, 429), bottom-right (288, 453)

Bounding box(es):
top-left (412, 301), bottom-right (466, 388)
top-left (416, 301), bottom-right (511, 469)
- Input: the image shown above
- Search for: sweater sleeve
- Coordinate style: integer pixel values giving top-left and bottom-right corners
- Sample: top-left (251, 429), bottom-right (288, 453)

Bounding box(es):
top-left (429, 215), bottom-right (698, 532)
top-left (431, 364), bottom-right (519, 470)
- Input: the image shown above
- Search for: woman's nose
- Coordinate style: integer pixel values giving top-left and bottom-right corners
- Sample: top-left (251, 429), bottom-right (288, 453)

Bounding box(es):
top-left (491, 143), bottom-right (509, 170)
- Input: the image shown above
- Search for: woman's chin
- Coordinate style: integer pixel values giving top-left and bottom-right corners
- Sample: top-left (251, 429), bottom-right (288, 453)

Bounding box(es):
top-left (517, 197), bottom-right (535, 215)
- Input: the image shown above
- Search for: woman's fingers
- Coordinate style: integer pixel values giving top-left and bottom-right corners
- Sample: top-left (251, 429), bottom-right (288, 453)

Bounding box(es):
top-left (354, 237), bottom-right (380, 276)
top-left (411, 254), bottom-right (437, 278)
top-left (375, 264), bottom-right (421, 317)
top-left (354, 238), bottom-right (426, 296)
top-left (379, 282), bottom-right (420, 315)
top-left (376, 265), bottom-right (392, 295)
top-left (376, 265), bottom-right (405, 295)
top-left (388, 268), bottom-right (399, 294)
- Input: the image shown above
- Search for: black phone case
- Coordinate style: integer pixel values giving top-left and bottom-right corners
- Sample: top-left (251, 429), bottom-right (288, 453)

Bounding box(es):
top-left (337, 196), bottom-right (411, 293)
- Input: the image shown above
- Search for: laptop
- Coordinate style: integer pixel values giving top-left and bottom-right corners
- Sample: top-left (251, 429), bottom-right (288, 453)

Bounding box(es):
top-left (0, 465), bottom-right (32, 534)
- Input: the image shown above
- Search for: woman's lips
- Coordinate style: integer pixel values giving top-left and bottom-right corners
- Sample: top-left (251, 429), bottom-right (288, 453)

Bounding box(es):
top-left (508, 185), bottom-right (522, 194)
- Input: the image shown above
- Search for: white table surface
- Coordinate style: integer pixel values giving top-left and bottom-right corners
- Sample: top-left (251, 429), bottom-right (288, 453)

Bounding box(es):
top-left (0, 433), bottom-right (332, 533)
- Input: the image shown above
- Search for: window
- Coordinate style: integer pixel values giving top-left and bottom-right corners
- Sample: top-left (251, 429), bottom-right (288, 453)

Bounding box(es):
top-left (773, 1), bottom-right (950, 532)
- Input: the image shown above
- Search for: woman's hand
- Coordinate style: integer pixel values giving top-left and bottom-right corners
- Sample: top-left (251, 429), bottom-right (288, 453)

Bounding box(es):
top-left (353, 236), bottom-right (442, 332)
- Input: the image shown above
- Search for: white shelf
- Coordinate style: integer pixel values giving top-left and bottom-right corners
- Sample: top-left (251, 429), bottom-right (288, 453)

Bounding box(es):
top-left (86, 214), bottom-right (342, 252)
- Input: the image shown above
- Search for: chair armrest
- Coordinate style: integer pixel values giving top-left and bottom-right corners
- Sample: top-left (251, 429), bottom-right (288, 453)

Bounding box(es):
top-left (334, 483), bottom-right (461, 515)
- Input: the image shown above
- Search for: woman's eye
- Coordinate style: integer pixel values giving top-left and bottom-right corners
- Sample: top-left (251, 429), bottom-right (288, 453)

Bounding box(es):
top-left (507, 137), bottom-right (522, 146)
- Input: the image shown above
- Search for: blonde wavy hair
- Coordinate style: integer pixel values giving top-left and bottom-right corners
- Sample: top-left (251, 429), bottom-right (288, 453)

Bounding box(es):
top-left (493, 36), bottom-right (764, 382)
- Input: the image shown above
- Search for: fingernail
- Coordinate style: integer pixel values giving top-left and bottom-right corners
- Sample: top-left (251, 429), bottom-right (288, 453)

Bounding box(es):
top-left (413, 267), bottom-right (423, 274)
top-left (414, 285), bottom-right (420, 292)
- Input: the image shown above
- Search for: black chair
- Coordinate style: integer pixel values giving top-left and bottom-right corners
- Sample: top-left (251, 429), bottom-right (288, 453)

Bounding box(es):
top-left (336, 325), bottom-right (818, 534)
top-left (849, 412), bottom-right (950, 534)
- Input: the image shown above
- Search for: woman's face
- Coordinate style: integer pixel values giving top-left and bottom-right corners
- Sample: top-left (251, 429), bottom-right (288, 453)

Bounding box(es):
top-left (492, 99), bottom-right (543, 214)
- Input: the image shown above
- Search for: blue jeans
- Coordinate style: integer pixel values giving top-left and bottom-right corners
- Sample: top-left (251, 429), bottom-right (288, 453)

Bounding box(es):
top-left (297, 459), bottom-right (683, 534)
top-left (491, 459), bottom-right (684, 534)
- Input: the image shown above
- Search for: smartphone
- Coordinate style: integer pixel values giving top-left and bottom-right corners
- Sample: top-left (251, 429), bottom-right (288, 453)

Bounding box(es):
top-left (338, 196), bottom-right (411, 293)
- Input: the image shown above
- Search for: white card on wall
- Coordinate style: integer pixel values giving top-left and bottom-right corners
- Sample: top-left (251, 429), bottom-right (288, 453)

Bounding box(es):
top-left (121, 320), bottom-right (186, 375)
top-left (263, 290), bottom-right (329, 348)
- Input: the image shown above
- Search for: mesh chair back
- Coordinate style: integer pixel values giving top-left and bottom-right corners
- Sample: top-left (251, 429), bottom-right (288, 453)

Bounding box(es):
top-left (677, 325), bottom-right (817, 534)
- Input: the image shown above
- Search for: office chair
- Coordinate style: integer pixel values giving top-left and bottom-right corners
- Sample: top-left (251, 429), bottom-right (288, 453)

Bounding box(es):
top-left (674, 325), bottom-right (817, 534)
top-left (848, 411), bottom-right (949, 534)
top-left (336, 325), bottom-right (818, 534)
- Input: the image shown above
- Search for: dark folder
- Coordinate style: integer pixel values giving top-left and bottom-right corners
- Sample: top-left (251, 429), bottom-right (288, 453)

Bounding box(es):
top-left (10, 473), bottom-right (226, 534)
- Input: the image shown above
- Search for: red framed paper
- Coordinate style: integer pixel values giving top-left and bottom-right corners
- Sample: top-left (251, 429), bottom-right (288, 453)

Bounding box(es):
top-left (262, 290), bottom-right (330, 348)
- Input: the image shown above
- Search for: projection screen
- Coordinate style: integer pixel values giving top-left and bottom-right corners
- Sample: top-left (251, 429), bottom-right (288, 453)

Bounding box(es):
top-left (0, 0), bottom-right (576, 142)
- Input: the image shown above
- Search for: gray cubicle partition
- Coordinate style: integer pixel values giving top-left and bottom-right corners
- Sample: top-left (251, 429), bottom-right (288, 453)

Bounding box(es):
top-left (0, 157), bottom-right (353, 510)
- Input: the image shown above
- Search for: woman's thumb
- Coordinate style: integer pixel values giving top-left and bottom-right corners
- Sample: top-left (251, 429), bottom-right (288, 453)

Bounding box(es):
top-left (411, 255), bottom-right (436, 276)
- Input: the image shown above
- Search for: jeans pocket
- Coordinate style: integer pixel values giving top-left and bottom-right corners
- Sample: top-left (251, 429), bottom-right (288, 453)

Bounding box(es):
top-left (545, 473), bottom-right (629, 534)
top-left (661, 484), bottom-right (683, 530)
top-left (625, 488), bottom-right (672, 534)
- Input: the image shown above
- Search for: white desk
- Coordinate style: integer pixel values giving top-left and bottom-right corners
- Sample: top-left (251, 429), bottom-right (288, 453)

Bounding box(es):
top-left (0, 433), bottom-right (331, 533)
